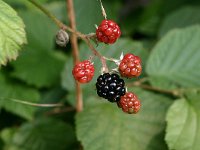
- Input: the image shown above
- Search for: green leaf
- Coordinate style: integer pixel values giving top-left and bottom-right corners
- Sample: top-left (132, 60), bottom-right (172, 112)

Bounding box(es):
top-left (0, 138), bottom-right (3, 150)
top-left (46, 1), bottom-right (67, 21)
top-left (159, 6), bottom-right (200, 37)
top-left (165, 92), bottom-right (200, 150)
top-left (6, 0), bottom-right (49, 10)
top-left (137, 0), bottom-right (163, 36)
top-left (1, 128), bottom-right (16, 144)
top-left (146, 25), bottom-right (200, 90)
top-left (74, 0), bottom-right (121, 34)
top-left (62, 38), bottom-right (148, 92)
top-left (0, 73), bottom-right (40, 120)
top-left (0, 0), bottom-right (26, 66)
top-left (74, 0), bottom-right (105, 34)
top-left (12, 48), bottom-right (66, 88)
top-left (76, 88), bottom-right (172, 150)
top-left (0, 128), bottom-right (19, 150)
top-left (11, 118), bottom-right (76, 150)
top-left (10, 11), bottom-right (66, 88)
top-left (18, 11), bottom-right (57, 51)
top-left (137, 0), bottom-right (200, 36)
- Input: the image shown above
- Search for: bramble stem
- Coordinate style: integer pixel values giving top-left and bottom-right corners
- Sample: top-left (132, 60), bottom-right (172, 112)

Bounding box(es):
top-left (66, 0), bottom-right (83, 112)
top-left (128, 79), bottom-right (181, 97)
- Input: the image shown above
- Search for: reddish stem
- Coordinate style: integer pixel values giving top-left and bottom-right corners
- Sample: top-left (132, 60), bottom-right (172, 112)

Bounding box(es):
top-left (83, 37), bottom-right (108, 73)
top-left (67, 0), bottom-right (83, 112)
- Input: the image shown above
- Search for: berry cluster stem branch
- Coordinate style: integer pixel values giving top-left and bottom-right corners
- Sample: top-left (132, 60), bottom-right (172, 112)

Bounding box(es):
top-left (66, 0), bottom-right (83, 112)
top-left (138, 85), bottom-right (179, 96)
top-left (83, 38), bottom-right (109, 72)
top-left (129, 81), bottom-right (180, 97)
top-left (27, 0), bottom-right (109, 73)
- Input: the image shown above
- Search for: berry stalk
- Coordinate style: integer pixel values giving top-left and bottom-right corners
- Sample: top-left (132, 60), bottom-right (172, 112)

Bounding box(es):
top-left (99, 0), bottom-right (107, 19)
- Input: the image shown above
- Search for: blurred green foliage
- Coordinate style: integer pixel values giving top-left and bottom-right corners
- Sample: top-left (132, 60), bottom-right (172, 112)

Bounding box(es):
top-left (0, 0), bottom-right (200, 149)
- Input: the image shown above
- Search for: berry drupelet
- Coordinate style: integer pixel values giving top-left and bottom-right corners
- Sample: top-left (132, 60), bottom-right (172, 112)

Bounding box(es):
top-left (72, 60), bottom-right (95, 83)
top-left (96, 20), bottom-right (121, 44)
top-left (119, 53), bottom-right (142, 78)
top-left (96, 73), bottom-right (126, 102)
top-left (117, 92), bottom-right (141, 114)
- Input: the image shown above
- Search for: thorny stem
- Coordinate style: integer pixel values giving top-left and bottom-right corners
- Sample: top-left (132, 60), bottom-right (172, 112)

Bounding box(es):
top-left (128, 79), bottom-right (181, 97)
top-left (131, 83), bottom-right (200, 97)
top-left (27, 0), bottom-right (108, 72)
top-left (67, 0), bottom-right (83, 112)
top-left (83, 38), bottom-right (108, 72)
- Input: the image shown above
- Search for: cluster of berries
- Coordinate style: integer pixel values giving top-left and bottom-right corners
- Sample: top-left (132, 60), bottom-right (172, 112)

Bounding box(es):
top-left (72, 20), bottom-right (142, 114)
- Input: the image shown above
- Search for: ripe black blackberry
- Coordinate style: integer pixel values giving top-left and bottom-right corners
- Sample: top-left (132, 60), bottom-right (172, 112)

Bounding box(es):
top-left (96, 73), bottom-right (126, 102)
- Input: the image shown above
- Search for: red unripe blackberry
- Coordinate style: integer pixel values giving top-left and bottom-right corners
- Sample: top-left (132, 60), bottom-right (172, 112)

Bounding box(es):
top-left (96, 73), bottom-right (126, 102)
top-left (96, 20), bottom-right (121, 44)
top-left (119, 53), bottom-right (142, 78)
top-left (118, 92), bottom-right (141, 114)
top-left (72, 60), bottom-right (95, 83)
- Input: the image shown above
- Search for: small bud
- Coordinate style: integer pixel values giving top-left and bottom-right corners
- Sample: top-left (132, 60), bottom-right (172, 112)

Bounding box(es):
top-left (56, 29), bottom-right (69, 47)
